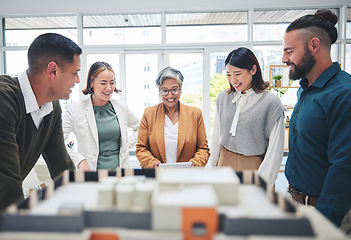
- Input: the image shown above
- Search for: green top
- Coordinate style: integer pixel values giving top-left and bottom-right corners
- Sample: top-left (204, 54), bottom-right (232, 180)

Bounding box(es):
top-left (93, 102), bottom-right (121, 170)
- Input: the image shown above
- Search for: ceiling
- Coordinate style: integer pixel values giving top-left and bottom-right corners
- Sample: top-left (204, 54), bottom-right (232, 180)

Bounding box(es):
top-left (4, 8), bottom-right (346, 30)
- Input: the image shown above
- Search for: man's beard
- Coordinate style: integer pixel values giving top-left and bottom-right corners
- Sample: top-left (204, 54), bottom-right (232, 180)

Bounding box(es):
top-left (288, 47), bottom-right (316, 80)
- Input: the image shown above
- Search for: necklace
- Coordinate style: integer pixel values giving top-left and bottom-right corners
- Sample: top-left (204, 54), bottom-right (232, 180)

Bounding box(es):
top-left (167, 111), bottom-right (179, 124)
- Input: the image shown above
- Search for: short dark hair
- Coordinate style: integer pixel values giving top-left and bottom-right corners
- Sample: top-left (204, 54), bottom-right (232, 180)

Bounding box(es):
top-left (27, 33), bottom-right (82, 75)
top-left (225, 47), bottom-right (269, 93)
top-left (82, 61), bottom-right (120, 95)
top-left (286, 9), bottom-right (338, 45)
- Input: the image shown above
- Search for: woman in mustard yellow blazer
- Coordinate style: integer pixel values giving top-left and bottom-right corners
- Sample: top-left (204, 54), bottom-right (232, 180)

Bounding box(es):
top-left (136, 67), bottom-right (210, 168)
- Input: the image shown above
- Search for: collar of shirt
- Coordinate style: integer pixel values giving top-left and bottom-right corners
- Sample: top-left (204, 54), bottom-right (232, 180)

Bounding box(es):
top-left (232, 88), bottom-right (253, 103)
top-left (300, 62), bottom-right (341, 90)
top-left (18, 71), bottom-right (53, 128)
top-left (231, 88), bottom-right (261, 111)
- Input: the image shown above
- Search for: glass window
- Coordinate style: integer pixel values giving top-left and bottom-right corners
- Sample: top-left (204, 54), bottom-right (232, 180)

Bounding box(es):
top-left (4, 16), bottom-right (77, 46)
top-left (253, 24), bottom-right (288, 41)
top-left (253, 46), bottom-right (297, 108)
top-left (347, 8), bottom-right (351, 39)
top-left (83, 14), bottom-right (161, 45)
top-left (169, 53), bottom-right (204, 110)
top-left (330, 44), bottom-right (339, 62)
top-left (253, 46), bottom-right (284, 82)
top-left (166, 12), bottom-right (247, 43)
top-left (125, 53), bottom-right (159, 119)
top-left (209, 51), bottom-right (230, 140)
top-left (346, 44), bottom-right (351, 74)
top-left (253, 9), bottom-right (338, 41)
top-left (4, 51), bottom-right (27, 76)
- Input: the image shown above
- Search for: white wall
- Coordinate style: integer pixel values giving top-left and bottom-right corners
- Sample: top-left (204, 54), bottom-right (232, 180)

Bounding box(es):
top-left (0, 0), bottom-right (349, 16)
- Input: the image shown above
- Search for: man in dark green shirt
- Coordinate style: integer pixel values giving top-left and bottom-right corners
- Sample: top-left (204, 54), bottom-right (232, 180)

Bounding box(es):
top-left (0, 33), bottom-right (82, 210)
top-left (283, 10), bottom-right (351, 234)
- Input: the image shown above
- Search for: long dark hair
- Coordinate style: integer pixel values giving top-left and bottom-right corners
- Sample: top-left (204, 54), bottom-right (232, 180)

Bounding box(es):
top-left (225, 47), bottom-right (269, 93)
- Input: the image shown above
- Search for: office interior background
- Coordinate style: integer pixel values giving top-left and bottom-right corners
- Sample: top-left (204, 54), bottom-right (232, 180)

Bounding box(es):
top-left (0, 0), bottom-right (350, 147)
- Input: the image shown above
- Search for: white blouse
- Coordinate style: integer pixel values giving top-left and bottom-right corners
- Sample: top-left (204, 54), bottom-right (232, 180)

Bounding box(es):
top-left (164, 115), bottom-right (178, 163)
top-left (208, 89), bottom-right (285, 186)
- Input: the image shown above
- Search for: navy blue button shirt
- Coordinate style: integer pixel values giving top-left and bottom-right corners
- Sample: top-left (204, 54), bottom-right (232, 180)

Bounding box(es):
top-left (285, 63), bottom-right (351, 226)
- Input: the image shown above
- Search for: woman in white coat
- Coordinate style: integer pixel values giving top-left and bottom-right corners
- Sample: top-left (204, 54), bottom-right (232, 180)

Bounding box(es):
top-left (63, 61), bottom-right (140, 170)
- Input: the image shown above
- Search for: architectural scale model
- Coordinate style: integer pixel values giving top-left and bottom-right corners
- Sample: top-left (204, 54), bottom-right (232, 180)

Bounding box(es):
top-left (0, 167), bottom-right (347, 240)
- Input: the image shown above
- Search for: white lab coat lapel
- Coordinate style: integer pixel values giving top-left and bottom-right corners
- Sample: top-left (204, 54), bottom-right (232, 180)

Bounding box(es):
top-left (110, 99), bottom-right (125, 148)
top-left (84, 98), bottom-right (99, 148)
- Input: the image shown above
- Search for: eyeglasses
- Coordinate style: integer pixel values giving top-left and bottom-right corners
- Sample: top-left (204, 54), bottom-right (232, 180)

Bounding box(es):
top-left (159, 87), bottom-right (181, 96)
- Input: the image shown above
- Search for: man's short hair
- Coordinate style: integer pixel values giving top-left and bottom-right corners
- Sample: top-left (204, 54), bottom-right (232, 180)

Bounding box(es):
top-left (286, 9), bottom-right (338, 46)
top-left (27, 33), bottom-right (82, 74)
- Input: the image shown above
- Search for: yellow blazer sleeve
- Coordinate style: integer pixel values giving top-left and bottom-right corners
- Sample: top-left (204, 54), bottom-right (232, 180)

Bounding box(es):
top-left (135, 106), bottom-right (163, 168)
top-left (187, 110), bottom-right (210, 166)
top-left (177, 104), bottom-right (210, 166)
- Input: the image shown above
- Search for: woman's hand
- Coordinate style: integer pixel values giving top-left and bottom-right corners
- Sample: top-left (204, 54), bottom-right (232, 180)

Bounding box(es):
top-left (78, 159), bottom-right (90, 171)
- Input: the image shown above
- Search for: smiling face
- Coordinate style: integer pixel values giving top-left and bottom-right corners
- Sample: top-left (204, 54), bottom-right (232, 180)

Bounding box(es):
top-left (283, 30), bottom-right (316, 80)
top-left (159, 78), bottom-right (181, 111)
top-left (54, 54), bottom-right (81, 100)
top-left (226, 64), bottom-right (256, 93)
top-left (91, 69), bottom-right (116, 106)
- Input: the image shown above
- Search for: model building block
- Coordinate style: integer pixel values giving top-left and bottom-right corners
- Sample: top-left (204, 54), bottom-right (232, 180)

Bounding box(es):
top-left (156, 167), bottom-right (240, 205)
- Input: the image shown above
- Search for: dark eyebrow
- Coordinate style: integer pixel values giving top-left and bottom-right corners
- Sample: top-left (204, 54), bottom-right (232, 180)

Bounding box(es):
top-left (100, 79), bottom-right (115, 82)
